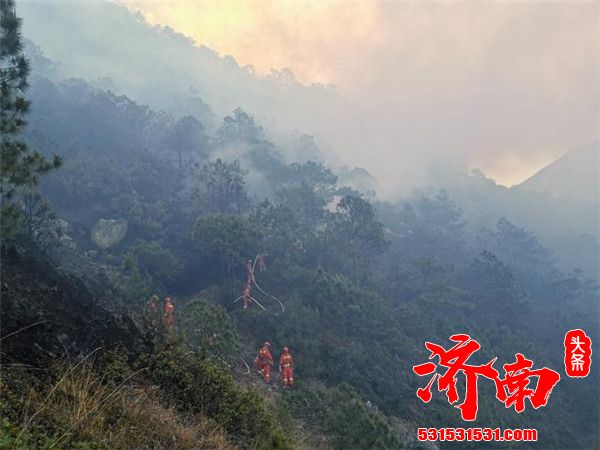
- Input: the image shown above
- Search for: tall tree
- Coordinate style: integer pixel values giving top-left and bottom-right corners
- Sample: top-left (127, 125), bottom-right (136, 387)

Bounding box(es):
top-left (192, 158), bottom-right (248, 215)
top-left (215, 108), bottom-right (264, 145)
top-left (1, 0), bottom-right (61, 236)
top-left (327, 195), bottom-right (388, 284)
top-left (190, 214), bottom-right (261, 290)
top-left (165, 115), bottom-right (208, 174)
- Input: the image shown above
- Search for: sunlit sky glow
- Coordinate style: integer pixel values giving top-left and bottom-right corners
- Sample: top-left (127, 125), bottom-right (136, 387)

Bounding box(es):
top-left (123, 1), bottom-right (382, 86)
top-left (121, 0), bottom-right (598, 186)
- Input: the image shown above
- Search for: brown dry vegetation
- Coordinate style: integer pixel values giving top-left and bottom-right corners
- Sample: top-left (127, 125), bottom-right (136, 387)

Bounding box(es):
top-left (1, 360), bottom-right (235, 449)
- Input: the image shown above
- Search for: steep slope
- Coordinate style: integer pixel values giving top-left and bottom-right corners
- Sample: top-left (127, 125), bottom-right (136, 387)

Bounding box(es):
top-left (514, 141), bottom-right (599, 204)
top-left (421, 143), bottom-right (599, 275)
top-left (1, 243), bottom-right (145, 367)
top-left (0, 244), bottom-right (291, 449)
top-left (18, 1), bottom-right (336, 140)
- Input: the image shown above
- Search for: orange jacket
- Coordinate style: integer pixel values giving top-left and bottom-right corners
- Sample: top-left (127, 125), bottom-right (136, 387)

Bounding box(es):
top-left (279, 353), bottom-right (293, 368)
top-left (257, 346), bottom-right (273, 365)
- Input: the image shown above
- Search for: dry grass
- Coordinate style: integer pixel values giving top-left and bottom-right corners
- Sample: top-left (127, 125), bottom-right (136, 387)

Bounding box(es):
top-left (113, 386), bottom-right (233, 449)
top-left (3, 360), bottom-right (235, 449)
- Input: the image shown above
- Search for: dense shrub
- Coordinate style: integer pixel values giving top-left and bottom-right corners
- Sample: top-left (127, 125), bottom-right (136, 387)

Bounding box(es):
top-left (140, 341), bottom-right (291, 449)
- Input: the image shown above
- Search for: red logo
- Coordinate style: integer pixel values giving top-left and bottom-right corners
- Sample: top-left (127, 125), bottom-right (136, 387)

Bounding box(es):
top-left (564, 329), bottom-right (592, 378)
top-left (413, 334), bottom-right (560, 421)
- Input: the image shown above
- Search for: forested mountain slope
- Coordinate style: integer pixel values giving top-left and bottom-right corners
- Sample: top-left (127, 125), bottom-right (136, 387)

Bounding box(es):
top-left (8, 54), bottom-right (596, 448)
top-left (421, 143), bottom-right (599, 277)
top-left (1, 3), bottom-right (598, 448)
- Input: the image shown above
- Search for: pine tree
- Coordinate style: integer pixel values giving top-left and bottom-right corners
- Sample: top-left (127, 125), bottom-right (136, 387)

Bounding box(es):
top-left (0, 0), bottom-right (61, 237)
top-left (165, 115), bottom-right (208, 175)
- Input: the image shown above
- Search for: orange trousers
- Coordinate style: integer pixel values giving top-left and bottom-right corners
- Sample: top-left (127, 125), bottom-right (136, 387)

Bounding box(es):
top-left (282, 366), bottom-right (294, 386)
top-left (259, 364), bottom-right (271, 383)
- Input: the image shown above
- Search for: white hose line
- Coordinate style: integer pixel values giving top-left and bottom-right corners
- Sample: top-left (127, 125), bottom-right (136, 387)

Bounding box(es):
top-left (253, 279), bottom-right (285, 315)
top-left (250, 296), bottom-right (268, 311)
top-left (239, 358), bottom-right (251, 375)
top-left (232, 254), bottom-right (283, 314)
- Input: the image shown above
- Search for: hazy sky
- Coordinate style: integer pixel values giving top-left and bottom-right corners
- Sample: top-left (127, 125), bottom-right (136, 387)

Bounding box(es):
top-left (122, 0), bottom-right (599, 187)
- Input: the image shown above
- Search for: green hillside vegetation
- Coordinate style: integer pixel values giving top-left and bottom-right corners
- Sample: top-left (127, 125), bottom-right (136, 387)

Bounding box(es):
top-left (1, 2), bottom-right (598, 448)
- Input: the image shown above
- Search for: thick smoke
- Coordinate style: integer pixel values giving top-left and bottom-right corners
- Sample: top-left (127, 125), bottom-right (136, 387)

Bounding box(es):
top-left (18, 1), bottom-right (598, 197)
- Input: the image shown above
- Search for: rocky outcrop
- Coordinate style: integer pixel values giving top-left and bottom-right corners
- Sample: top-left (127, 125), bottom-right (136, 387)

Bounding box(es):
top-left (91, 218), bottom-right (128, 249)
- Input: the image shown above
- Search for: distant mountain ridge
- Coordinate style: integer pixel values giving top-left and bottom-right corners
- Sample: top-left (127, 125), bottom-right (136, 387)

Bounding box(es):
top-left (421, 142), bottom-right (599, 276)
top-left (514, 141), bottom-right (599, 205)
top-left (18, 1), bottom-right (336, 143)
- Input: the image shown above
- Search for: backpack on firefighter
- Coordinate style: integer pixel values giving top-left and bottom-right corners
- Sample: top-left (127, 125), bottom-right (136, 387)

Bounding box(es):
top-left (254, 341), bottom-right (274, 383)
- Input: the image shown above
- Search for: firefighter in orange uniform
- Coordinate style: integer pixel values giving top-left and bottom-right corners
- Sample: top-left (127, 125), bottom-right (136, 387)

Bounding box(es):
top-left (163, 297), bottom-right (175, 331)
top-left (255, 341), bottom-right (274, 383)
top-left (279, 347), bottom-right (294, 388)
